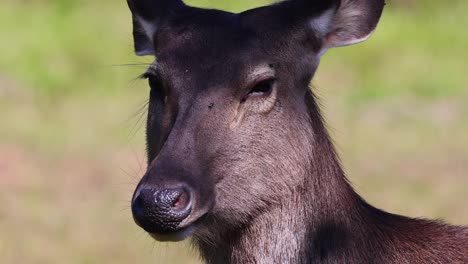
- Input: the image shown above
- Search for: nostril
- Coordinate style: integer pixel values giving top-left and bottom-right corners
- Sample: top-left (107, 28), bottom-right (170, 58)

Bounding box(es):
top-left (131, 186), bottom-right (192, 234)
top-left (155, 188), bottom-right (192, 213)
top-left (172, 190), bottom-right (190, 210)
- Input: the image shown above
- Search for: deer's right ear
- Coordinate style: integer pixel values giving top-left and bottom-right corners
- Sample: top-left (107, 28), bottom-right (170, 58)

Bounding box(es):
top-left (127, 0), bottom-right (185, 56)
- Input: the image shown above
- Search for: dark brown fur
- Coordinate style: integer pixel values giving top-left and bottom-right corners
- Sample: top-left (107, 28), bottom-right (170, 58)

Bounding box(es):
top-left (126, 0), bottom-right (468, 263)
top-left (193, 91), bottom-right (468, 263)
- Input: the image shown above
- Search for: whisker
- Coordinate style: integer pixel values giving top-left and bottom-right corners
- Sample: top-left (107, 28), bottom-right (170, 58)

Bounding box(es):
top-left (98, 63), bottom-right (153, 68)
top-left (126, 100), bottom-right (149, 125)
top-left (130, 142), bottom-right (146, 175)
top-left (127, 100), bottom-right (149, 142)
top-left (119, 167), bottom-right (140, 183)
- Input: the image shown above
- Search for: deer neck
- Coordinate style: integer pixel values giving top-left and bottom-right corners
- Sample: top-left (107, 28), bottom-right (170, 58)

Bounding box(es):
top-left (194, 171), bottom-right (365, 264)
top-left (194, 146), bottom-right (366, 263)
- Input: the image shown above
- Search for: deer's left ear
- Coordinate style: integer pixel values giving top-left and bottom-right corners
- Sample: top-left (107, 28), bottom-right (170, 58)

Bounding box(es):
top-left (307, 0), bottom-right (385, 53)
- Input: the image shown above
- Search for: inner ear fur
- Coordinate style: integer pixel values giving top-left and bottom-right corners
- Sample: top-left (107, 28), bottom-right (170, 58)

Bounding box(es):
top-left (322, 0), bottom-right (386, 49)
top-left (127, 0), bottom-right (185, 56)
top-left (280, 0), bottom-right (385, 52)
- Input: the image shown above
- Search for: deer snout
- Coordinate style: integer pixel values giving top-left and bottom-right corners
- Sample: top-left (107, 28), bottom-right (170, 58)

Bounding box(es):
top-left (132, 186), bottom-right (192, 234)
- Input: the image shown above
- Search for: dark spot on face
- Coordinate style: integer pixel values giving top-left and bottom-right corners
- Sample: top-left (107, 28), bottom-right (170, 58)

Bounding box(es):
top-left (208, 103), bottom-right (214, 110)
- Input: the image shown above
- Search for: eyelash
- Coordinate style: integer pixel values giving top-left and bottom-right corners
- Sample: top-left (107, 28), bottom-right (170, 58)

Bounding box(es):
top-left (143, 72), bottom-right (167, 102)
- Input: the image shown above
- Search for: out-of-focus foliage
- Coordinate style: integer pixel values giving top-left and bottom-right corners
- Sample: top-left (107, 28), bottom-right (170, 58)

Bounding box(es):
top-left (0, 1), bottom-right (467, 263)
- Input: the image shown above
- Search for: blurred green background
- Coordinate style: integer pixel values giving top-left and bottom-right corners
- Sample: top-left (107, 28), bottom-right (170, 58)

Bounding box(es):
top-left (0, 0), bottom-right (467, 263)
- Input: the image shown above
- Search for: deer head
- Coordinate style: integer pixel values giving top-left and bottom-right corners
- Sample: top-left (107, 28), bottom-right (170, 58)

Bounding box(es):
top-left (128, 0), bottom-right (385, 242)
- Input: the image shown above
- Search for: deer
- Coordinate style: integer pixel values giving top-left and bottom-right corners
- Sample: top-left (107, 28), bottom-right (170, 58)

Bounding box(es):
top-left (126, 0), bottom-right (468, 263)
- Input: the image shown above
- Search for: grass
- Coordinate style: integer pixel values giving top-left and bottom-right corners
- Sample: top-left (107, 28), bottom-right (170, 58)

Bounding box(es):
top-left (0, 1), bottom-right (467, 263)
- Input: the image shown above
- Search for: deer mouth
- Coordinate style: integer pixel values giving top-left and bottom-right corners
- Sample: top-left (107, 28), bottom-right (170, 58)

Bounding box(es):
top-left (149, 214), bottom-right (207, 242)
top-left (149, 224), bottom-right (196, 242)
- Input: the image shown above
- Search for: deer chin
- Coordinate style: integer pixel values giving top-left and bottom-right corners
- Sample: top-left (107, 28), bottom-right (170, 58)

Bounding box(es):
top-left (149, 211), bottom-right (208, 242)
top-left (150, 225), bottom-right (195, 242)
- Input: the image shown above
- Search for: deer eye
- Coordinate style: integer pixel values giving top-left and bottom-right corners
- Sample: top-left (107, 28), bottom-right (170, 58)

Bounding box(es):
top-left (147, 74), bottom-right (167, 103)
top-left (242, 78), bottom-right (276, 102)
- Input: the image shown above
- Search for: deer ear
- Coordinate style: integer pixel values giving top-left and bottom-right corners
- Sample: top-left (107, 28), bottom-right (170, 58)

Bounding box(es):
top-left (309, 0), bottom-right (385, 52)
top-left (127, 0), bottom-right (185, 56)
top-left (130, 16), bottom-right (157, 56)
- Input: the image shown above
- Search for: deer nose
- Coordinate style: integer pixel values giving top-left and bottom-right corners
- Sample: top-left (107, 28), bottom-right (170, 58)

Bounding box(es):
top-left (131, 186), bottom-right (192, 233)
